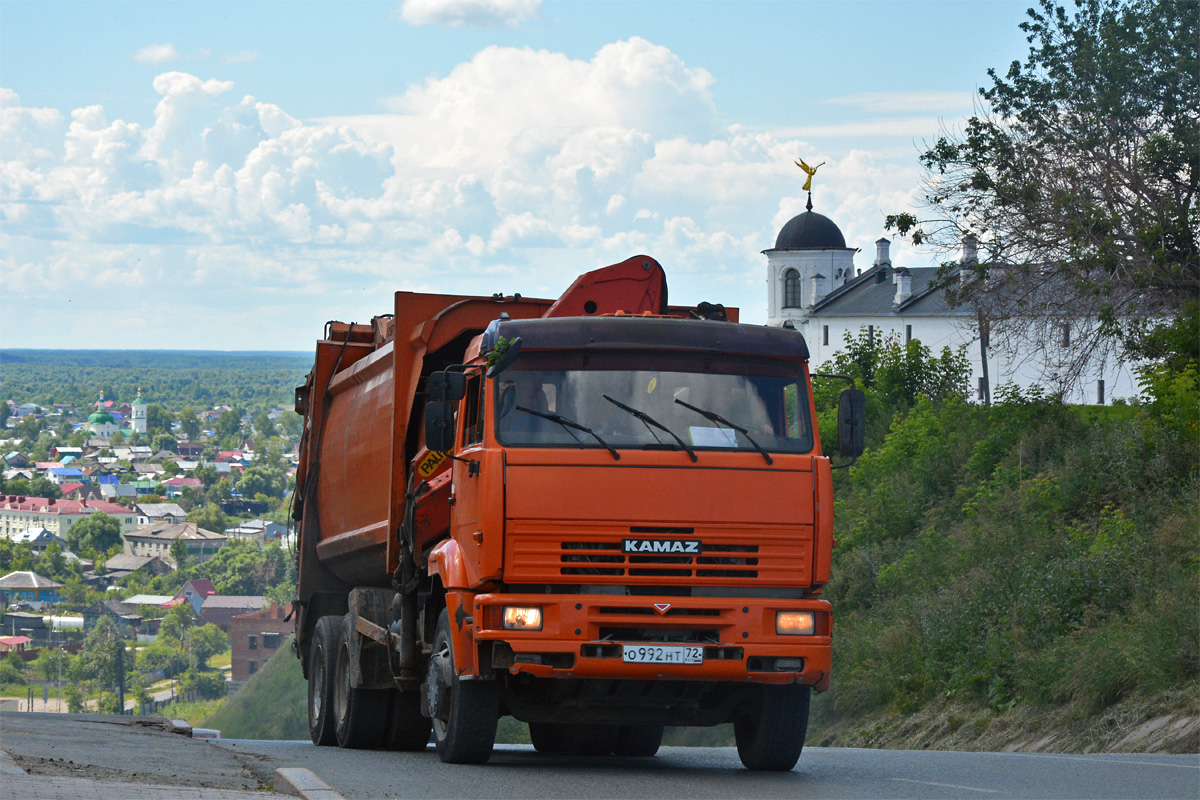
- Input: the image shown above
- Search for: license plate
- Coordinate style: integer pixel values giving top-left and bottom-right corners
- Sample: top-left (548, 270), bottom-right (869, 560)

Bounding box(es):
top-left (621, 645), bottom-right (703, 664)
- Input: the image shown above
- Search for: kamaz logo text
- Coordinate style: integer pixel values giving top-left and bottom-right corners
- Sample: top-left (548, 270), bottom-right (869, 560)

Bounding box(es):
top-left (621, 539), bottom-right (701, 554)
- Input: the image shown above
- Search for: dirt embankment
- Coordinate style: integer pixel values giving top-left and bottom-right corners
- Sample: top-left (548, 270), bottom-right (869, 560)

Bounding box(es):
top-left (811, 686), bottom-right (1200, 754)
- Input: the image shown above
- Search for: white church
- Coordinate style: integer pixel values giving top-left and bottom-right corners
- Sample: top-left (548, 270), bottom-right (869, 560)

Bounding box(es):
top-left (763, 195), bottom-right (1140, 404)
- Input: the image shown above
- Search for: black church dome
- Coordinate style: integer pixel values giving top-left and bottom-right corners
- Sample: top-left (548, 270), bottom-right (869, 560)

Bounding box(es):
top-left (773, 210), bottom-right (847, 250)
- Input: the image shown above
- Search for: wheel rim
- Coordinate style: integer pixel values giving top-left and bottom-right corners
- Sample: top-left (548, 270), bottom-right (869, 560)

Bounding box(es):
top-left (310, 645), bottom-right (325, 721)
top-left (429, 638), bottom-right (452, 742)
top-left (334, 641), bottom-right (350, 725)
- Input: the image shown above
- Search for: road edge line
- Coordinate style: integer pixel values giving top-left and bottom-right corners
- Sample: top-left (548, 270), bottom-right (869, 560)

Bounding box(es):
top-left (274, 767), bottom-right (346, 800)
top-left (0, 749), bottom-right (28, 775)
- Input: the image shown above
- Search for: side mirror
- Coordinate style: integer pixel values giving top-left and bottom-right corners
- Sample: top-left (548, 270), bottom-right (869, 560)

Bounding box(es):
top-left (424, 400), bottom-right (456, 453)
top-left (837, 388), bottom-right (865, 458)
top-left (428, 371), bottom-right (466, 402)
top-left (486, 336), bottom-right (523, 378)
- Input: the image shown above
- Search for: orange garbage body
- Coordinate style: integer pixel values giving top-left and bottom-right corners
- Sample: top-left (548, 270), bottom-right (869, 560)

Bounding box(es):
top-left (294, 254), bottom-right (833, 697)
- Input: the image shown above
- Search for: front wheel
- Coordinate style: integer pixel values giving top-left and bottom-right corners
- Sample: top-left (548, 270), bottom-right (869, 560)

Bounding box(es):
top-left (427, 608), bottom-right (499, 764)
top-left (734, 684), bottom-right (811, 771)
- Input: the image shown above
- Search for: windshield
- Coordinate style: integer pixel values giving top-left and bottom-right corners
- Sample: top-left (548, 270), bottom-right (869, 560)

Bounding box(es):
top-left (494, 350), bottom-right (813, 454)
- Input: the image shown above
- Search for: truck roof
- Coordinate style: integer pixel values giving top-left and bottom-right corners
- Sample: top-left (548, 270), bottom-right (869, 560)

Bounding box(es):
top-left (494, 315), bottom-right (809, 361)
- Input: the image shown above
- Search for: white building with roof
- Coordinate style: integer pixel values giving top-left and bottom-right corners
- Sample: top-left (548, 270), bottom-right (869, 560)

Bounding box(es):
top-left (764, 196), bottom-right (1140, 404)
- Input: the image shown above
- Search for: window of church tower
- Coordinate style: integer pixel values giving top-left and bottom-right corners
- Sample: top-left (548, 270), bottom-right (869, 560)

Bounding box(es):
top-left (783, 269), bottom-right (800, 308)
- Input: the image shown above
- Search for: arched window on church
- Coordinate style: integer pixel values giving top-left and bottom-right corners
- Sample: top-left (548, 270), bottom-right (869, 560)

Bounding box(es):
top-left (783, 269), bottom-right (800, 308)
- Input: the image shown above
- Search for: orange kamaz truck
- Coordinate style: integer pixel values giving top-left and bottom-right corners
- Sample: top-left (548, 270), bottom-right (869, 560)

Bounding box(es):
top-left (292, 255), bottom-right (864, 770)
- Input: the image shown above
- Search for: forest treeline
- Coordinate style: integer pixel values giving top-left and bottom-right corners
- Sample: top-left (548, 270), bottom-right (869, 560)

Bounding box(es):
top-left (0, 350), bottom-right (311, 412)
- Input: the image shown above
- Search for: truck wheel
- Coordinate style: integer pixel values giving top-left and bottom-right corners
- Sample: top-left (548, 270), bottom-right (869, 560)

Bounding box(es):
top-left (428, 609), bottom-right (498, 764)
top-left (614, 724), bottom-right (664, 757)
top-left (333, 615), bottom-right (390, 749)
top-left (307, 615), bottom-right (339, 746)
top-left (528, 723), bottom-right (569, 754)
top-left (734, 684), bottom-right (811, 771)
top-left (383, 689), bottom-right (432, 751)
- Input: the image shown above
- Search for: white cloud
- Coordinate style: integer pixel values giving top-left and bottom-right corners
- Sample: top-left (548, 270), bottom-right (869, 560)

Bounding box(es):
top-left (133, 43), bottom-right (180, 65)
top-left (221, 50), bottom-right (261, 65)
top-left (398, 0), bottom-right (540, 28)
top-left (1, 40), bottom-right (946, 350)
top-left (822, 91), bottom-right (976, 113)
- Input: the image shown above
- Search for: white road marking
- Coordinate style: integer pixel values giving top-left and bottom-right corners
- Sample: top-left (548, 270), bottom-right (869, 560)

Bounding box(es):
top-left (891, 777), bottom-right (1000, 794)
top-left (994, 753), bottom-right (1200, 770)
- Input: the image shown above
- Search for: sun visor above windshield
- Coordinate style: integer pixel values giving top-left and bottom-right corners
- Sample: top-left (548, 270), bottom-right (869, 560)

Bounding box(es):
top-left (493, 316), bottom-right (809, 361)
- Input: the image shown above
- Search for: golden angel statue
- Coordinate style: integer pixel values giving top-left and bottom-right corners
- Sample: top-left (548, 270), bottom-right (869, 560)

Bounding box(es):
top-left (794, 158), bottom-right (825, 192)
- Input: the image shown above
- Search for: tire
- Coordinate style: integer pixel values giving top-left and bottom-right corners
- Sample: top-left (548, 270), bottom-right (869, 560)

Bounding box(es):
top-left (383, 689), bottom-right (432, 751)
top-left (333, 615), bottom-right (391, 749)
top-left (614, 724), bottom-right (664, 757)
top-left (734, 684), bottom-right (811, 771)
top-left (307, 615), bottom-right (339, 746)
top-left (528, 722), bottom-right (569, 755)
top-left (428, 608), bottom-right (499, 764)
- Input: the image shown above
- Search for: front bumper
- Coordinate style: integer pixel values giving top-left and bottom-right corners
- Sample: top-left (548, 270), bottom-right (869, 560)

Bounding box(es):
top-left (462, 592), bottom-right (831, 690)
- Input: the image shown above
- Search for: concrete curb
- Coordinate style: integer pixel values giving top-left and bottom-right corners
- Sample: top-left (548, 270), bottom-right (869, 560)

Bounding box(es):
top-left (274, 767), bottom-right (347, 800)
top-left (0, 749), bottom-right (27, 775)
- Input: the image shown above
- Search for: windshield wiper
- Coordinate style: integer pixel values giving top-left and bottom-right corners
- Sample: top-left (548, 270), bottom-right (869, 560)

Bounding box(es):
top-left (602, 395), bottom-right (697, 462)
top-left (515, 406), bottom-right (620, 460)
top-left (674, 398), bottom-right (773, 465)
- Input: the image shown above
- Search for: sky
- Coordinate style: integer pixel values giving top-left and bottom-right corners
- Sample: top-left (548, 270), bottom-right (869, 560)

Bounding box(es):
top-left (1, 0), bottom-right (1034, 351)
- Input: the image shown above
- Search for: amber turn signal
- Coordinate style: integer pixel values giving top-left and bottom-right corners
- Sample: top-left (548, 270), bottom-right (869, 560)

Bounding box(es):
top-left (776, 611), bottom-right (815, 635)
top-left (503, 606), bottom-right (543, 630)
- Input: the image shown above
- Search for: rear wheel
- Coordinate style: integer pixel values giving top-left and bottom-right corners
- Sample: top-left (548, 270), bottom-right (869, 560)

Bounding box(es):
top-left (734, 684), bottom-right (811, 771)
top-left (307, 615), bottom-right (339, 746)
top-left (614, 724), bottom-right (664, 757)
top-left (383, 689), bottom-right (432, 751)
top-left (333, 615), bottom-right (390, 749)
top-left (428, 609), bottom-right (499, 764)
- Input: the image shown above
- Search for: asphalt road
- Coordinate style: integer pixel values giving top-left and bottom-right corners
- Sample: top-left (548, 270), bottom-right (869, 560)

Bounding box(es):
top-left (216, 739), bottom-right (1200, 800)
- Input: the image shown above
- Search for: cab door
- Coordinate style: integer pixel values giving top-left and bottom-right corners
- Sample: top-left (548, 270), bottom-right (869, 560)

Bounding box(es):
top-left (450, 373), bottom-right (490, 585)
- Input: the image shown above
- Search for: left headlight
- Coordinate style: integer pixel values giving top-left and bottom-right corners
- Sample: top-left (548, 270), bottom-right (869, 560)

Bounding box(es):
top-left (776, 611), bottom-right (815, 635)
top-left (503, 606), bottom-right (543, 630)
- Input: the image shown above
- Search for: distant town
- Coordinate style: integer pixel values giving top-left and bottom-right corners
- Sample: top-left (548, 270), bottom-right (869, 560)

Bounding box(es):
top-left (0, 388), bottom-right (301, 715)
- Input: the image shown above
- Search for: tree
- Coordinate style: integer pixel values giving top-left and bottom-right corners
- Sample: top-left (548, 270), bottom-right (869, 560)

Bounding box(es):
top-left (253, 410), bottom-right (277, 439)
top-left (169, 537), bottom-right (191, 571)
top-left (197, 540), bottom-right (290, 595)
top-left (151, 432), bottom-right (178, 454)
top-left (79, 616), bottom-right (127, 706)
top-left (28, 477), bottom-right (61, 499)
top-left (65, 512), bottom-right (122, 556)
top-left (887, 0), bottom-right (1198, 387)
top-left (57, 578), bottom-right (87, 608)
top-left (193, 463), bottom-right (218, 488)
top-left (191, 623), bottom-right (230, 667)
top-left (178, 407), bottom-right (202, 441)
top-left (188, 503), bottom-right (228, 534)
top-left (216, 409), bottom-right (243, 440)
top-left (36, 647), bottom-right (72, 682)
top-left (146, 403), bottom-right (175, 435)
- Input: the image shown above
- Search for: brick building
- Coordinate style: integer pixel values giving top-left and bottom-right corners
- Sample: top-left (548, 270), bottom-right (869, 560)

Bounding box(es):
top-left (229, 602), bottom-right (292, 681)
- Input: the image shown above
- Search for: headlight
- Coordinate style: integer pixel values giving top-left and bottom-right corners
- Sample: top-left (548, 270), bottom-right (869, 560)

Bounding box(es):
top-left (776, 611), bottom-right (815, 635)
top-left (503, 606), bottom-right (543, 630)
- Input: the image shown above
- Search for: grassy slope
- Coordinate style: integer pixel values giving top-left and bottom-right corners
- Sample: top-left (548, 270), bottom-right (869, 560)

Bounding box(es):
top-left (201, 640), bottom-right (308, 740)
top-left (810, 390), bottom-right (1198, 750)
